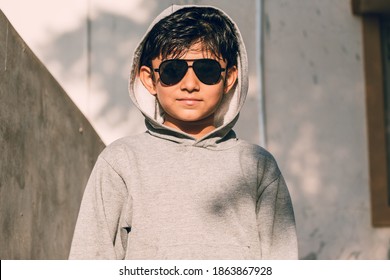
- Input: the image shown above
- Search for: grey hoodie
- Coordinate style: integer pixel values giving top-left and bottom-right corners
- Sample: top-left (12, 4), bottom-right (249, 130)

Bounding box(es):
top-left (69, 5), bottom-right (298, 260)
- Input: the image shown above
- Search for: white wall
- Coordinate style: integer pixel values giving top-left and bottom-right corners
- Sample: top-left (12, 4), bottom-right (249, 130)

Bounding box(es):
top-left (0, 0), bottom-right (261, 145)
top-left (264, 0), bottom-right (390, 259)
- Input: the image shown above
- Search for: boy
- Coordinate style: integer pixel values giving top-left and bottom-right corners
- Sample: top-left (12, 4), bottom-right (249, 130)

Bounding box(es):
top-left (69, 5), bottom-right (298, 260)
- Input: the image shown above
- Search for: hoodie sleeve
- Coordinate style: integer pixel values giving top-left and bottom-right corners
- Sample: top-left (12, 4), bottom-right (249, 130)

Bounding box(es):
top-left (69, 155), bottom-right (129, 259)
top-left (256, 156), bottom-right (298, 260)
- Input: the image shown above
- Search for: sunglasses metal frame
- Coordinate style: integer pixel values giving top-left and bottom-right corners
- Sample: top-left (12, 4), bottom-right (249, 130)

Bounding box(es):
top-left (153, 58), bottom-right (226, 86)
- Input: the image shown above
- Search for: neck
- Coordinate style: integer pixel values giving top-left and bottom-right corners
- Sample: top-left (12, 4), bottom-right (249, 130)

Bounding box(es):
top-left (163, 115), bottom-right (216, 140)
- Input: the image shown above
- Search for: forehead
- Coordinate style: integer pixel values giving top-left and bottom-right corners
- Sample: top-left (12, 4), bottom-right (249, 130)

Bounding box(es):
top-left (156, 42), bottom-right (223, 62)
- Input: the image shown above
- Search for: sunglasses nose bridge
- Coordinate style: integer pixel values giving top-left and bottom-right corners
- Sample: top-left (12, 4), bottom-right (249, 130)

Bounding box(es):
top-left (180, 64), bottom-right (201, 89)
top-left (185, 65), bottom-right (197, 78)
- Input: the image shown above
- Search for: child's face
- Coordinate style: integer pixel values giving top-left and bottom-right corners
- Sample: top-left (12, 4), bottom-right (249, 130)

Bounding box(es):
top-left (140, 42), bottom-right (238, 129)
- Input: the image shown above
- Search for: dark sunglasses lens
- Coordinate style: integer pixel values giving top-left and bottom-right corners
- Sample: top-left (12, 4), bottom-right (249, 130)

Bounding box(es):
top-left (193, 59), bottom-right (222, 85)
top-left (159, 60), bottom-right (188, 85)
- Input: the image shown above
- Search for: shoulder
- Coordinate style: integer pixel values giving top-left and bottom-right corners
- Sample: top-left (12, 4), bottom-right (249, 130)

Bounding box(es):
top-left (236, 139), bottom-right (282, 183)
top-left (237, 139), bottom-right (278, 165)
top-left (97, 133), bottom-right (149, 168)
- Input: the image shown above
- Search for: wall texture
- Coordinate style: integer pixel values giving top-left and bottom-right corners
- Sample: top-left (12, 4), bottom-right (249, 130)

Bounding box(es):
top-left (0, 10), bottom-right (105, 259)
top-left (263, 0), bottom-right (390, 259)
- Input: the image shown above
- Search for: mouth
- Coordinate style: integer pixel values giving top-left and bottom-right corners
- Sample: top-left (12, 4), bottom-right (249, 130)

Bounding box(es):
top-left (177, 98), bottom-right (202, 101)
top-left (177, 98), bottom-right (202, 106)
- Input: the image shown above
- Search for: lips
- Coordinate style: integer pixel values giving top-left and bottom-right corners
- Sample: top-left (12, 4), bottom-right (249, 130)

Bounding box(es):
top-left (177, 98), bottom-right (202, 106)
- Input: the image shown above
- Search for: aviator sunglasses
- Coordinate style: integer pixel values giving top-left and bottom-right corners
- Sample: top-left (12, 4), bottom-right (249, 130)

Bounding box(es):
top-left (153, 59), bottom-right (226, 86)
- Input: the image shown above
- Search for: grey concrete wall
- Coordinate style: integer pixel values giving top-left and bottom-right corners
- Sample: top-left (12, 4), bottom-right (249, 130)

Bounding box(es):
top-left (0, 10), bottom-right (105, 259)
top-left (264, 0), bottom-right (390, 259)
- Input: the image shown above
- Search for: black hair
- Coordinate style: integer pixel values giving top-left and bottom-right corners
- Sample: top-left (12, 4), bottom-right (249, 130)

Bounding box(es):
top-left (139, 7), bottom-right (239, 70)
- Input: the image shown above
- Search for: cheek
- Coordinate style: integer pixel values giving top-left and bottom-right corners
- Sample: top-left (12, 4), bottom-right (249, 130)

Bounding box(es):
top-left (155, 87), bottom-right (174, 106)
top-left (210, 86), bottom-right (226, 102)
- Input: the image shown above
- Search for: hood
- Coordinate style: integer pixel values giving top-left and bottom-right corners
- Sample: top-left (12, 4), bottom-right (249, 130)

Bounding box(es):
top-left (128, 5), bottom-right (248, 145)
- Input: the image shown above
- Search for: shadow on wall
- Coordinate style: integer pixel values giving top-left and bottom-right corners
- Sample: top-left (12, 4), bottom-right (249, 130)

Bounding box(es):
top-left (43, 9), bottom-right (151, 139)
top-left (263, 1), bottom-right (390, 259)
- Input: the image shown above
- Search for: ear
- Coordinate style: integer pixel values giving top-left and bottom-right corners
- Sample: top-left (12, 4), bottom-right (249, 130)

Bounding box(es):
top-left (224, 66), bottom-right (238, 94)
top-left (139, 65), bottom-right (157, 95)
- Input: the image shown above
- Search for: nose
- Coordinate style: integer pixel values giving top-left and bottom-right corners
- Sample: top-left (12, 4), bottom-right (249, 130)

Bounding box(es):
top-left (180, 66), bottom-right (200, 92)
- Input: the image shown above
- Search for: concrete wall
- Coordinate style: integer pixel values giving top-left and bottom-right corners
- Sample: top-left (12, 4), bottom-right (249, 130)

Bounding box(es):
top-left (0, 10), bottom-right (105, 259)
top-left (264, 0), bottom-right (390, 259)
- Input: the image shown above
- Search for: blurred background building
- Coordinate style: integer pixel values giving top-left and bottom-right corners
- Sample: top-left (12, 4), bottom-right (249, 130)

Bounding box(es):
top-left (1, 0), bottom-right (390, 259)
